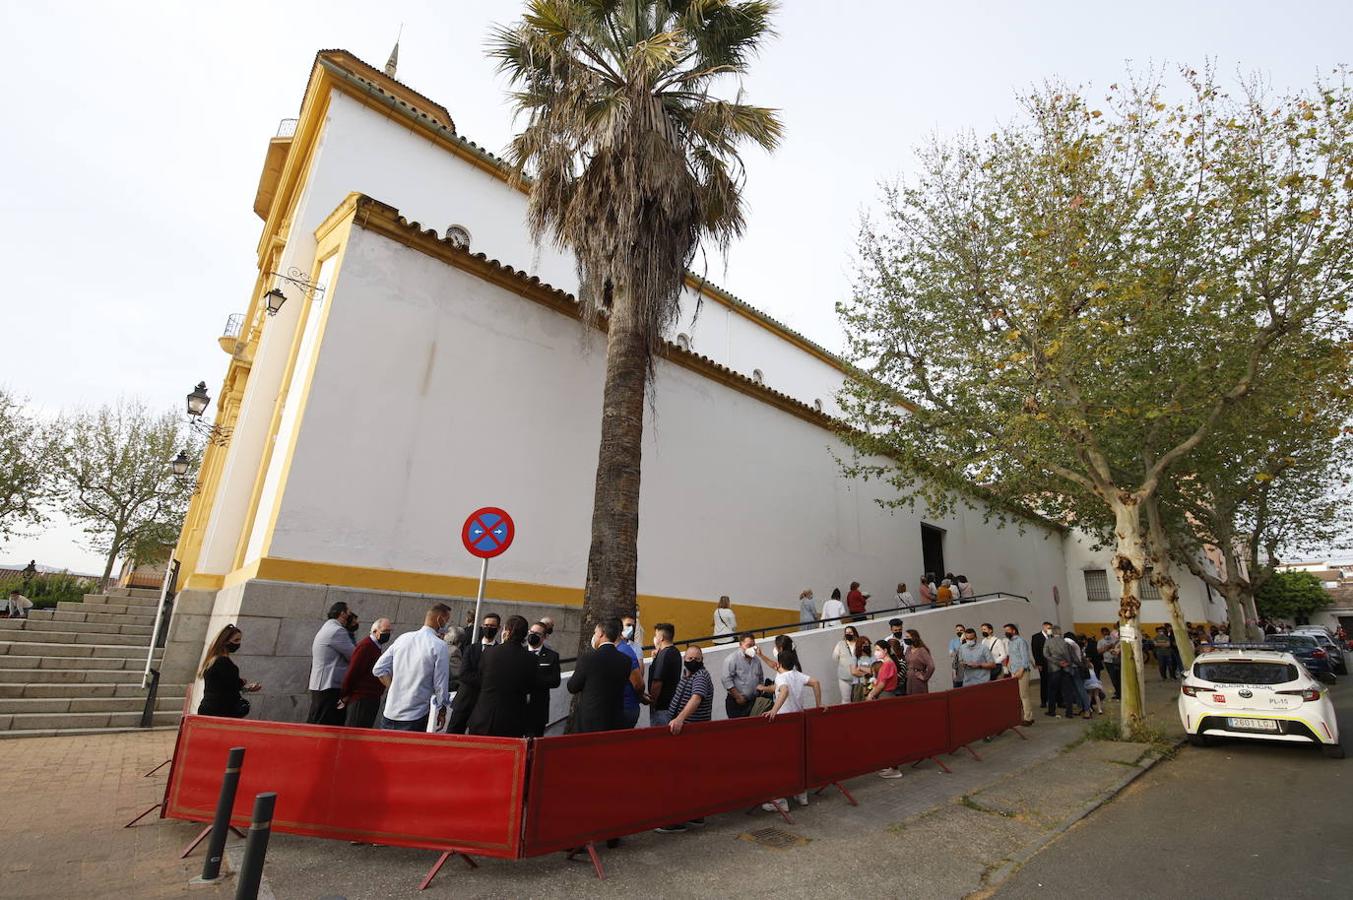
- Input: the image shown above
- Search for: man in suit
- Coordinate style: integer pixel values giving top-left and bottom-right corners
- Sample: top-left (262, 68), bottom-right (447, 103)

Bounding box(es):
top-left (468, 616), bottom-right (540, 737)
top-left (339, 617), bottom-right (392, 728)
top-left (1031, 621), bottom-right (1052, 707)
top-left (307, 602), bottom-right (357, 725)
top-left (566, 618), bottom-right (633, 733)
top-left (526, 620), bottom-right (562, 737)
top-left (447, 612), bottom-right (501, 733)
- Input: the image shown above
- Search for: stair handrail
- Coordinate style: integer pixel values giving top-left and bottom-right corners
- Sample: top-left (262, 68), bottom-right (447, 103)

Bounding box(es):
top-left (141, 559), bottom-right (179, 692)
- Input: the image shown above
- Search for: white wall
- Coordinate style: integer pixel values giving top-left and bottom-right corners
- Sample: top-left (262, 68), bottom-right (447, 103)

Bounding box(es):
top-left (263, 225), bottom-right (1069, 622)
top-left (1062, 528), bottom-right (1224, 626)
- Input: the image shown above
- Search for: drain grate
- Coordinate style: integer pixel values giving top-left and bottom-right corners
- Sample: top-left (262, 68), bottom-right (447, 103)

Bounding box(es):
top-left (740, 827), bottom-right (809, 849)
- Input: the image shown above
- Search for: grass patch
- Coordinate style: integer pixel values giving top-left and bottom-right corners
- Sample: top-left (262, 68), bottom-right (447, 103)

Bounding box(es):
top-left (1084, 717), bottom-right (1176, 752)
top-left (960, 794), bottom-right (1016, 818)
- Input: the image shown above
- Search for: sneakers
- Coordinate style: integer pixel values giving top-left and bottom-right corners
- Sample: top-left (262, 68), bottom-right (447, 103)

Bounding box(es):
top-left (654, 823), bottom-right (687, 834)
top-left (760, 801), bottom-right (788, 814)
top-left (878, 767), bottom-right (904, 779)
top-left (794, 793), bottom-right (810, 806)
top-left (686, 817), bottom-right (706, 827)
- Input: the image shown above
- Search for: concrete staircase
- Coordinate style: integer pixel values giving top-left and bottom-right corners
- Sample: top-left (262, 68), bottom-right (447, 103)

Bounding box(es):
top-left (0, 587), bottom-right (185, 738)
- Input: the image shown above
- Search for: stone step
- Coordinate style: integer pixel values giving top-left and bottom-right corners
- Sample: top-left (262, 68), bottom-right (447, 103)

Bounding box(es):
top-left (0, 710), bottom-right (180, 732)
top-left (38, 609), bottom-right (159, 627)
top-left (56, 601), bottom-right (152, 618)
top-left (0, 695), bottom-right (184, 715)
top-left (0, 724), bottom-right (178, 741)
top-left (0, 629), bottom-right (147, 647)
top-left (0, 640), bottom-right (152, 659)
top-left (82, 593), bottom-right (160, 609)
top-left (0, 653), bottom-right (154, 671)
top-left (0, 668), bottom-right (152, 684)
top-left (0, 681), bottom-right (188, 699)
top-left (106, 587), bottom-right (163, 600)
top-left (0, 618), bottom-right (153, 637)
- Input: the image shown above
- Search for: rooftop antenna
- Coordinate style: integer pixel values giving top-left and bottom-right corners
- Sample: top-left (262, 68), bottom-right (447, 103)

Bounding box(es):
top-left (384, 23), bottom-right (403, 78)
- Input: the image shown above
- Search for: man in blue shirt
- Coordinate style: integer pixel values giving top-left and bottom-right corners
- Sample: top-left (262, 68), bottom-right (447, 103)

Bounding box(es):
top-left (615, 622), bottom-right (647, 728)
top-left (1004, 623), bottom-right (1035, 725)
top-left (948, 624), bottom-right (966, 689)
top-left (373, 604), bottom-right (452, 731)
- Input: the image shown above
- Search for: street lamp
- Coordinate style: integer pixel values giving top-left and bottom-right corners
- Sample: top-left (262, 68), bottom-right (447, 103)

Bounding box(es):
top-left (264, 288), bottom-right (287, 317)
top-left (170, 451), bottom-right (191, 478)
top-left (184, 381), bottom-right (231, 447)
top-left (263, 267), bottom-right (326, 317)
top-left (186, 382), bottom-right (210, 418)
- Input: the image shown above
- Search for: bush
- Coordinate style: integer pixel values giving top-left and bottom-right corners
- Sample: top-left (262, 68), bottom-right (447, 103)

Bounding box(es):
top-left (0, 572), bottom-right (94, 609)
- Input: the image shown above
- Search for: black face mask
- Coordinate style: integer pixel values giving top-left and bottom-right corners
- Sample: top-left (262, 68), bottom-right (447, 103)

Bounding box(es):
top-left (226, 642), bottom-right (241, 653)
top-left (346, 621), bottom-right (359, 634)
top-left (527, 632), bottom-right (543, 648)
top-left (684, 659), bottom-right (703, 673)
top-left (480, 626), bottom-right (499, 642)
top-left (903, 638), bottom-right (912, 646)
top-left (377, 632), bottom-right (391, 645)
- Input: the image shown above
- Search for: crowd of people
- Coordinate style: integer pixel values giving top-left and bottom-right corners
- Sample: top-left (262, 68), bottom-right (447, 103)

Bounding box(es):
top-left (722, 573), bottom-right (981, 634)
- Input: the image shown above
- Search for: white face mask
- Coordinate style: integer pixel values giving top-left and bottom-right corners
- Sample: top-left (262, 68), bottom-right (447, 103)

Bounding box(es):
top-left (744, 646), bottom-right (757, 658)
top-left (623, 625), bottom-right (634, 639)
top-left (874, 651), bottom-right (886, 661)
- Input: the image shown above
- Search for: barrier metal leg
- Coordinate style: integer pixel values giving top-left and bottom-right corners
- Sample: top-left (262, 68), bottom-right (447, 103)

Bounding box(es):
top-left (830, 782), bottom-right (859, 807)
top-left (910, 755), bottom-right (953, 774)
top-left (744, 801), bottom-right (795, 825)
top-left (143, 758), bottom-right (172, 778)
top-left (123, 803), bottom-right (160, 828)
top-left (180, 824), bottom-right (247, 858)
top-left (957, 744), bottom-right (983, 762)
top-left (1011, 725), bottom-right (1028, 741)
top-left (566, 843), bottom-right (605, 880)
top-left (419, 850), bottom-right (476, 891)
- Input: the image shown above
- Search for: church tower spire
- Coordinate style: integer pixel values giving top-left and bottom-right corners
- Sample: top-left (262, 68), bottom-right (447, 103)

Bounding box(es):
top-left (384, 25), bottom-right (402, 78)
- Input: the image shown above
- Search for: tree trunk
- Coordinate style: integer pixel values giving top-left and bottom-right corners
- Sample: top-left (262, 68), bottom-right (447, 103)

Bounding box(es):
top-left (1111, 500), bottom-right (1148, 733)
top-left (579, 299), bottom-right (648, 658)
top-left (98, 529), bottom-right (123, 593)
top-left (1241, 591), bottom-right (1262, 640)
top-left (1220, 583), bottom-right (1249, 642)
top-left (1144, 497), bottom-right (1194, 670)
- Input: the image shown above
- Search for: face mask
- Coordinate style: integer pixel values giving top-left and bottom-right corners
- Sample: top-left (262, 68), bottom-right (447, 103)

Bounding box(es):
top-left (744, 647), bottom-right (757, 658)
top-left (874, 651), bottom-right (886, 661)
top-left (377, 631), bottom-right (391, 645)
top-left (527, 632), bottom-right (543, 648)
top-left (226, 642), bottom-right (241, 653)
top-left (845, 634), bottom-right (856, 642)
top-left (481, 626), bottom-right (499, 642)
top-left (346, 622), bottom-right (359, 634)
top-left (435, 624), bottom-right (448, 637)
top-left (623, 625), bottom-right (634, 639)
top-left (684, 659), bottom-right (703, 673)
top-left (903, 638), bottom-right (912, 646)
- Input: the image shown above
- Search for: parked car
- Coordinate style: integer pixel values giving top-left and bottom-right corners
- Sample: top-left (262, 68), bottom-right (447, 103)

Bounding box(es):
top-left (1179, 647), bottom-right (1343, 758)
top-left (1293, 628), bottom-right (1349, 676)
top-left (1264, 634), bottom-right (1337, 682)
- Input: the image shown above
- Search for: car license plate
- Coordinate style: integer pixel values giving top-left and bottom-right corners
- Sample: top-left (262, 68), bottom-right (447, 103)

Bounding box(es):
top-left (1226, 717), bottom-right (1279, 732)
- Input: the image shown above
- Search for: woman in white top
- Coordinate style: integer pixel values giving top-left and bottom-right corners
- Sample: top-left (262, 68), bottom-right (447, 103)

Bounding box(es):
top-left (820, 588), bottom-right (847, 627)
top-left (761, 648), bottom-right (820, 813)
top-left (957, 575), bottom-right (975, 600)
top-left (831, 625), bottom-right (860, 703)
top-left (896, 582), bottom-right (914, 610)
top-left (712, 595), bottom-right (737, 644)
top-left (798, 589), bottom-right (817, 626)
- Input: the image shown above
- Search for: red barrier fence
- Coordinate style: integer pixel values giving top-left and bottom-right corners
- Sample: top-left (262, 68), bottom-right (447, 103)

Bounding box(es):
top-left (160, 681), bottom-right (1022, 883)
top-left (522, 712), bottom-right (807, 856)
top-left (163, 716), bottom-right (528, 857)
top-left (804, 692), bottom-right (950, 786)
top-left (946, 678), bottom-right (1022, 752)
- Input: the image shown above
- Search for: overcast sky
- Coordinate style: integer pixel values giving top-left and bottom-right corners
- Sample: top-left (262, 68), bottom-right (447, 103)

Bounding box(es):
top-left (2, 0), bottom-right (1349, 572)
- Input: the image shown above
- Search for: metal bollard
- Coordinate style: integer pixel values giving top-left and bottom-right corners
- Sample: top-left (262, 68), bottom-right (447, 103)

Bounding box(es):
top-left (234, 792), bottom-right (277, 900)
top-left (200, 746), bottom-right (246, 882)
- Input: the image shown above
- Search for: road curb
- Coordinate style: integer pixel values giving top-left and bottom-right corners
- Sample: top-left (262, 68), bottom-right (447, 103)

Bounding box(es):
top-left (979, 738), bottom-right (1183, 893)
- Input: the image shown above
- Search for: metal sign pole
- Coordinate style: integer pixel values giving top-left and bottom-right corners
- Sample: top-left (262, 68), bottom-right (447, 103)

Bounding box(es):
top-left (471, 557), bottom-right (488, 642)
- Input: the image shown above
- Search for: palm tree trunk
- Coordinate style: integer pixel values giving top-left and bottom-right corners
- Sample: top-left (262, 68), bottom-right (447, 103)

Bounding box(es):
top-left (579, 299), bottom-right (648, 656)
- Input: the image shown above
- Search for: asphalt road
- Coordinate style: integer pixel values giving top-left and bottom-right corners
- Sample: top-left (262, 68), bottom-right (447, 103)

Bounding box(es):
top-left (992, 681), bottom-right (1352, 899)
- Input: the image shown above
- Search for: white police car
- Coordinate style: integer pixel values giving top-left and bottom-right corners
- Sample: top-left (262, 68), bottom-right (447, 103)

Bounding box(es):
top-left (1178, 645), bottom-right (1343, 758)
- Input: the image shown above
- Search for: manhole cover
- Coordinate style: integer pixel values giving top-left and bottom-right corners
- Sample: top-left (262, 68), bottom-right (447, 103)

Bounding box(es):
top-left (739, 827), bottom-right (809, 849)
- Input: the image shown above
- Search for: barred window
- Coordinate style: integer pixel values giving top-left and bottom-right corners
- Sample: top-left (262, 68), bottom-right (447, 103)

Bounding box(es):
top-left (1140, 568), bottom-right (1162, 602)
top-left (1083, 570), bottom-right (1111, 602)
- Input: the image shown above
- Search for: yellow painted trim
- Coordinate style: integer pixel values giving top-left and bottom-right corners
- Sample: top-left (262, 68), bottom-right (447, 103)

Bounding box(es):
top-left (184, 573), bottom-right (225, 591)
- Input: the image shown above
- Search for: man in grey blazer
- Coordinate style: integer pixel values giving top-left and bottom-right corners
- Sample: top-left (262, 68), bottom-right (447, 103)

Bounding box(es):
top-left (308, 602), bottom-right (357, 725)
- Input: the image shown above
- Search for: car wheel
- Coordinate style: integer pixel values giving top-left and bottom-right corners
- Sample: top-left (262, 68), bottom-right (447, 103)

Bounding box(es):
top-left (1322, 743), bottom-right (1346, 759)
top-left (1187, 733), bottom-right (1209, 748)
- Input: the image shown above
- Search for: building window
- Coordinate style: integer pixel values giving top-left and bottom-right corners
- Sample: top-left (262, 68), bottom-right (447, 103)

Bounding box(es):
top-left (752, 368), bottom-right (764, 384)
top-left (675, 333), bottom-right (691, 351)
top-left (813, 398), bottom-right (824, 412)
top-left (445, 225), bottom-right (471, 248)
top-left (1083, 570), bottom-right (1111, 602)
top-left (921, 524), bottom-right (945, 579)
top-left (1140, 568), bottom-right (1162, 602)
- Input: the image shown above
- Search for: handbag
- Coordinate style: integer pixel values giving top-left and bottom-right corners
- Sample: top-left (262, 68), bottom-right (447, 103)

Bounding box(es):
top-left (850, 682), bottom-right (869, 703)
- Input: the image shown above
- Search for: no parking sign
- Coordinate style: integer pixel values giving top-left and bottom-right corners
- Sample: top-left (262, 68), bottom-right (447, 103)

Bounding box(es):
top-left (462, 507), bottom-right (515, 559)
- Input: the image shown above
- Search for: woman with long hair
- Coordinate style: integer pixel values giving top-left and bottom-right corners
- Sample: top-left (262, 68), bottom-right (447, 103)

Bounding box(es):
top-left (197, 624), bottom-right (261, 718)
top-left (904, 629), bottom-right (935, 695)
top-left (712, 595), bottom-right (738, 644)
top-left (850, 635), bottom-right (874, 702)
top-left (831, 624), bottom-right (861, 703)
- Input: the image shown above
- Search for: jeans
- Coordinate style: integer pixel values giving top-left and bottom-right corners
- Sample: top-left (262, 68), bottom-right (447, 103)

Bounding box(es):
top-left (1045, 668), bottom-right (1072, 714)
top-left (380, 714), bottom-right (428, 732)
top-left (620, 706), bottom-right (641, 729)
top-left (1070, 673), bottom-right (1090, 712)
top-left (1105, 662), bottom-right (1122, 697)
top-left (650, 708), bottom-right (672, 728)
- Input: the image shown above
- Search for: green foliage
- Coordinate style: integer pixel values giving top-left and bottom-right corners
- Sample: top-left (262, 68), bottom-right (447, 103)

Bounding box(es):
top-left (0, 572), bottom-right (94, 609)
top-left (1255, 570), bottom-right (1333, 620)
top-left (0, 387), bottom-right (56, 541)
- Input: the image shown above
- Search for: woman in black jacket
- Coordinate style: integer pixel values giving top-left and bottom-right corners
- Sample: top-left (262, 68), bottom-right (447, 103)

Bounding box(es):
top-left (197, 624), bottom-right (261, 718)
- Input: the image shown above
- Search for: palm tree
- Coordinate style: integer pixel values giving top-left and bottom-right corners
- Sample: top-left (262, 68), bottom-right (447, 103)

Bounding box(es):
top-left (491, 0), bottom-right (782, 650)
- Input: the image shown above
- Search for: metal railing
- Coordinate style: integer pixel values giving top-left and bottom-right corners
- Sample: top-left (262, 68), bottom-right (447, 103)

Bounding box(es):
top-left (140, 560), bottom-right (180, 725)
top-left (556, 591), bottom-right (1029, 665)
top-left (222, 313), bottom-right (245, 340)
top-left (276, 118), bottom-right (298, 139)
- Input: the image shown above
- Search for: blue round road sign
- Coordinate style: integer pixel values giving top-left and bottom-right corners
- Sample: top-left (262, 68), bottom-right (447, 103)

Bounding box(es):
top-left (462, 507), bottom-right (515, 559)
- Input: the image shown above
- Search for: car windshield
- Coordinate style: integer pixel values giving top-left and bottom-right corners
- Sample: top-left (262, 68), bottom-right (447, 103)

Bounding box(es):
top-left (1195, 662), bottom-right (1297, 685)
top-left (1267, 635), bottom-right (1316, 649)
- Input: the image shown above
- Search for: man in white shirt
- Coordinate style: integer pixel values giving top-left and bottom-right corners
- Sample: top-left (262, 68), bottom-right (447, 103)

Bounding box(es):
top-left (373, 603), bottom-right (452, 731)
top-left (980, 622), bottom-right (1008, 680)
top-left (307, 602), bottom-right (358, 725)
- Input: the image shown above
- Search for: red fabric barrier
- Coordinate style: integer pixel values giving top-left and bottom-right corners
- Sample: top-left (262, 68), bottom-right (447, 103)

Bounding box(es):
top-left (946, 678), bottom-right (1022, 751)
top-left (803, 692), bottom-right (949, 786)
top-left (162, 715), bottom-right (527, 857)
top-left (521, 714), bottom-right (807, 856)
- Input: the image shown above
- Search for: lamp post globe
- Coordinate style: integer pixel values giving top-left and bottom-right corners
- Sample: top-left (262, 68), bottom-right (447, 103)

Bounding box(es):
top-left (264, 287), bottom-right (287, 316)
top-left (170, 451), bottom-right (191, 478)
top-left (186, 382), bottom-right (210, 418)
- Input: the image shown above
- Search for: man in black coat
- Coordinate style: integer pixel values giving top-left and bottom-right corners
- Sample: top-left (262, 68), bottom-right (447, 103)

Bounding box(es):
top-left (525, 620), bottom-right (562, 737)
top-left (468, 616), bottom-right (541, 737)
top-left (447, 612), bottom-right (501, 734)
top-left (1031, 621), bottom-right (1052, 707)
top-left (566, 617), bottom-right (633, 733)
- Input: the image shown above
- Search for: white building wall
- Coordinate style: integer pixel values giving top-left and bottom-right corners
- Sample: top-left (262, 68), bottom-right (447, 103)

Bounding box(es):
top-left (263, 225), bottom-right (1069, 619)
top-left (1062, 529), bottom-right (1224, 626)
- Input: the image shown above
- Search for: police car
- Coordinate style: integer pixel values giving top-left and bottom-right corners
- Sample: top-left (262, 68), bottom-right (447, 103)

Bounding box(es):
top-left (1178, 644), bottom-right (1343, 758)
